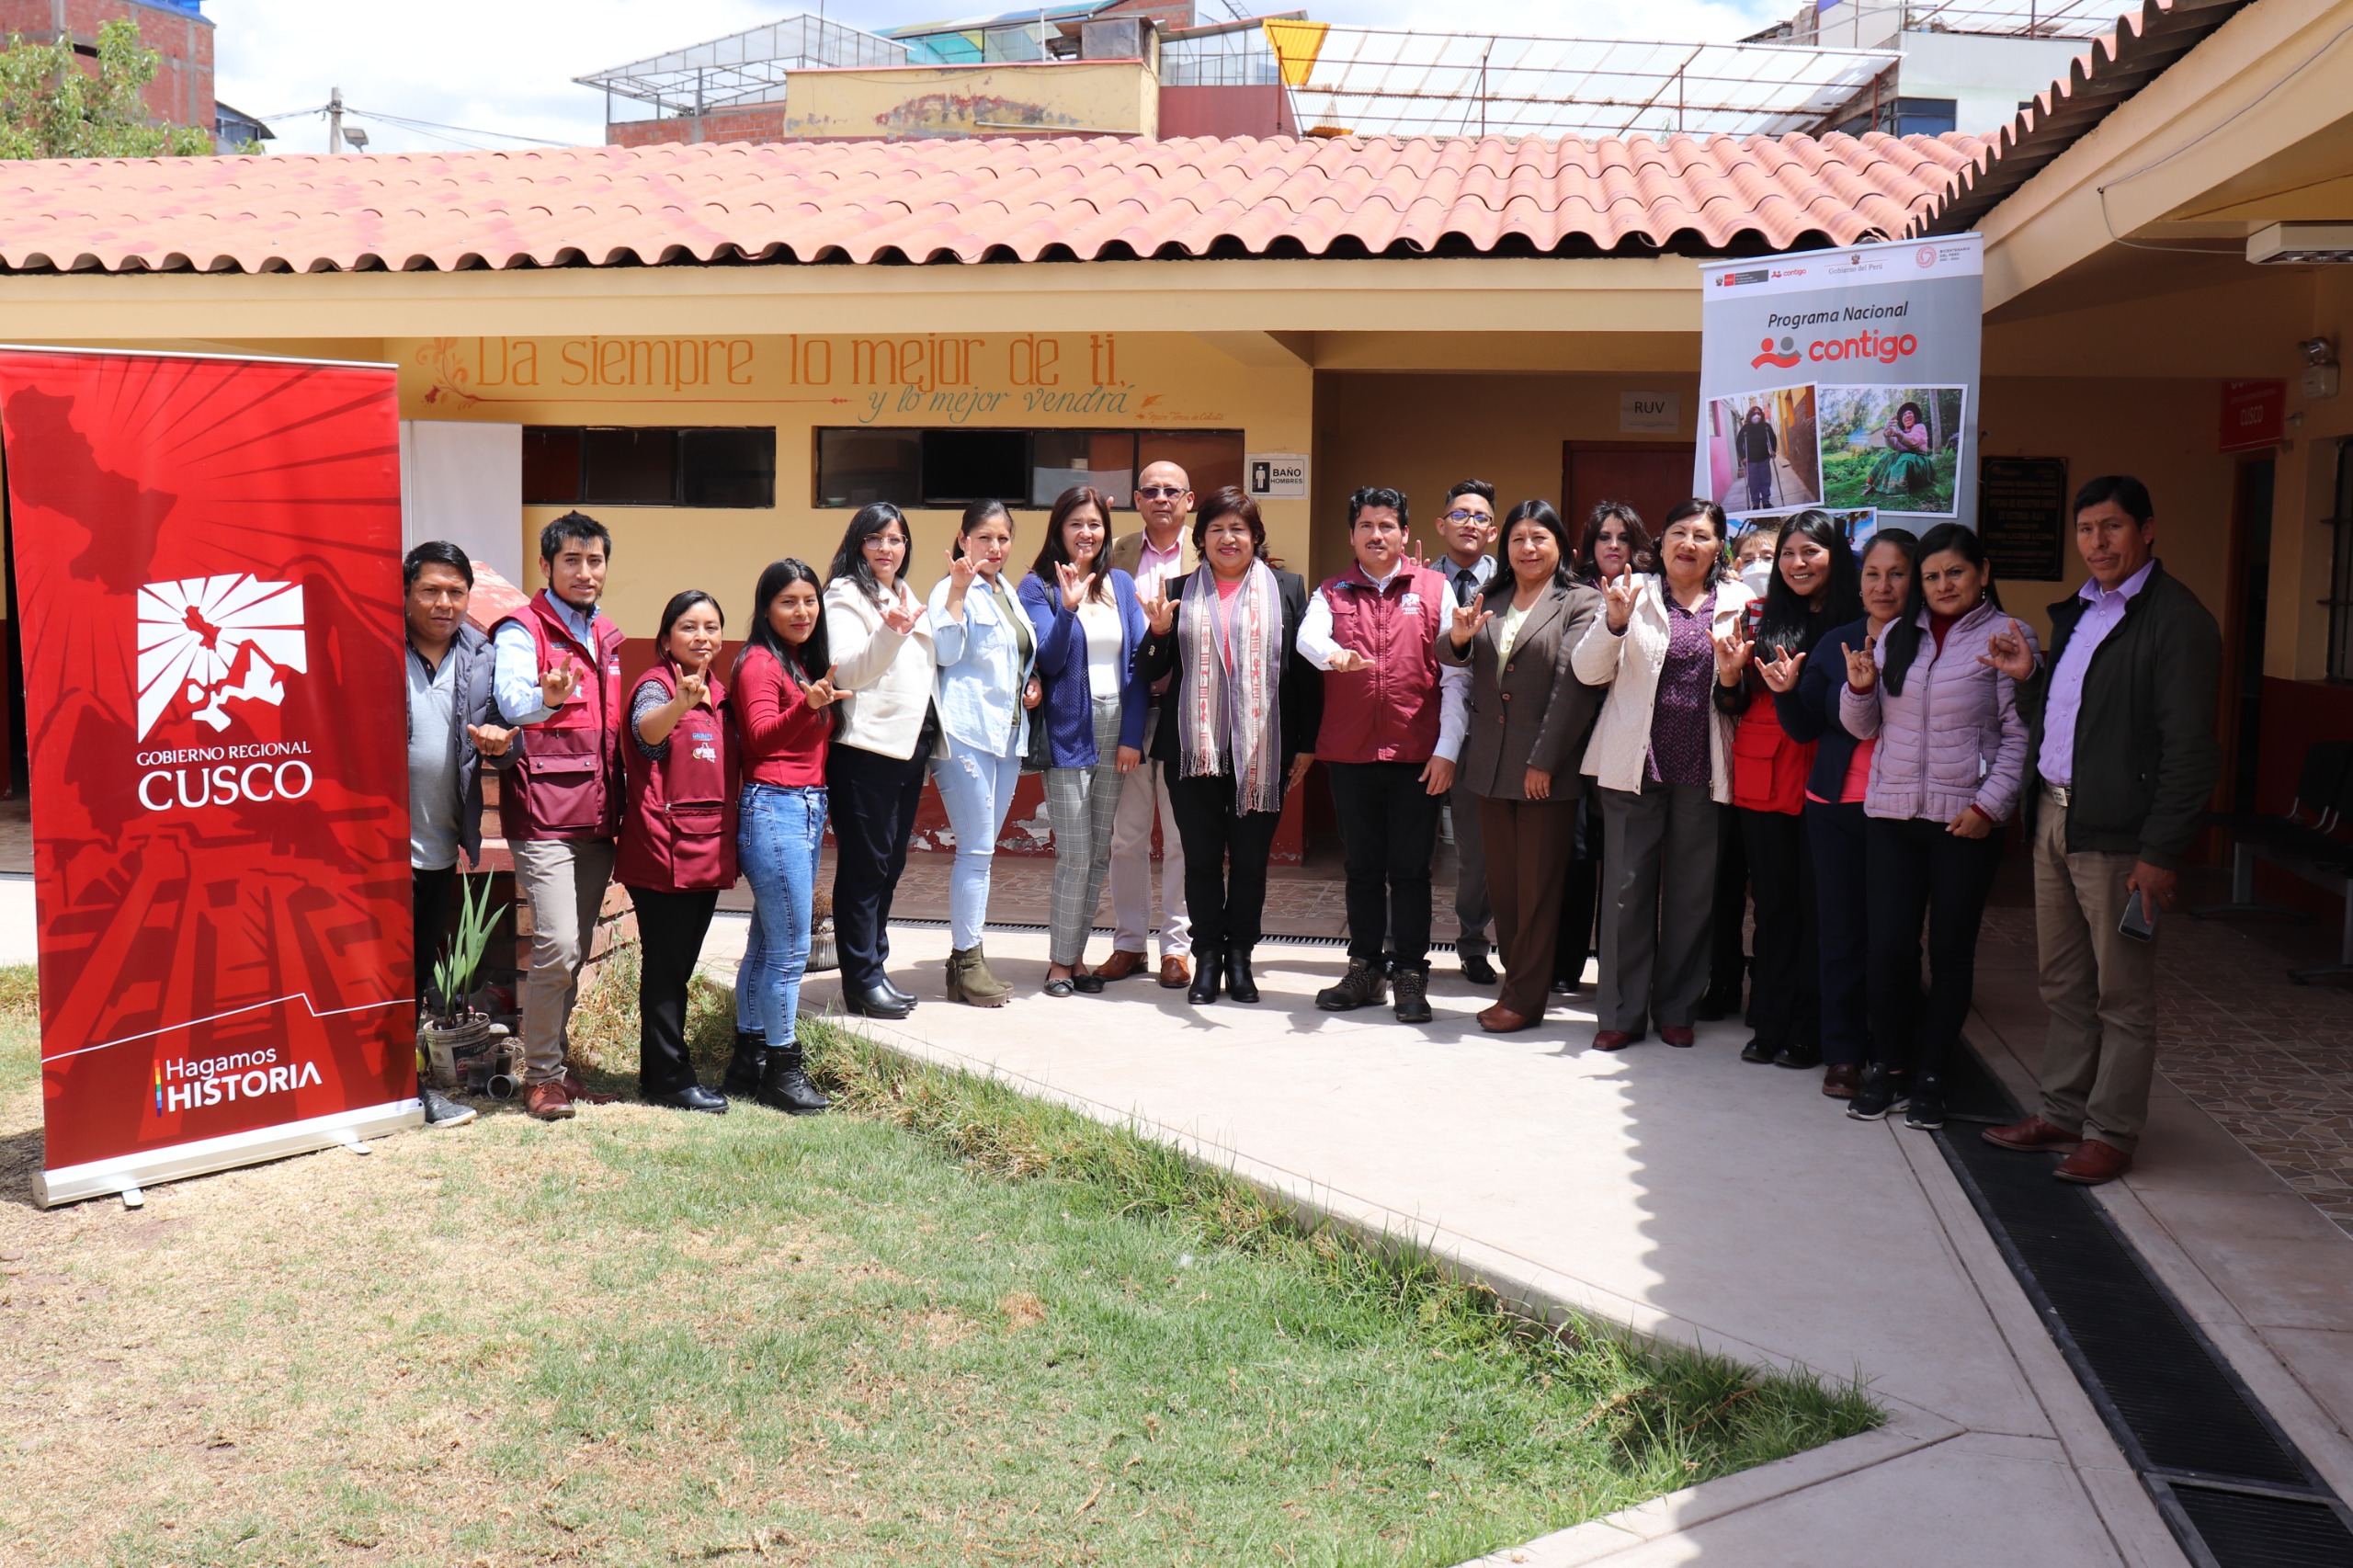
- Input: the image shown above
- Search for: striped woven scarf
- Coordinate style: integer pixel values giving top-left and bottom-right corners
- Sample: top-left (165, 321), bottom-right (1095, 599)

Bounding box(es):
top-left (1177, 561), bottom-right (1284, 813)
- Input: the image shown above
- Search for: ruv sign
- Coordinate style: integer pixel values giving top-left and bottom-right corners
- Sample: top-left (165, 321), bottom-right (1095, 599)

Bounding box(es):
top-left (0, 347), bottom-right (418, 1207)
top-left (1697, 234), bottom-right (1984, 550)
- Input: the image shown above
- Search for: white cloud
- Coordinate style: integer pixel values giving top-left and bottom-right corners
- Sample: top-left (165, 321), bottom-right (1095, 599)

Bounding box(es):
top-left (209, 0), bottom-right (1794, 154)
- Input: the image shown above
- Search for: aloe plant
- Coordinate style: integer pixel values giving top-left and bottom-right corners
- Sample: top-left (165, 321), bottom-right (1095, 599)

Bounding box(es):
top-left (426, 874), bottom-right (506, 1027)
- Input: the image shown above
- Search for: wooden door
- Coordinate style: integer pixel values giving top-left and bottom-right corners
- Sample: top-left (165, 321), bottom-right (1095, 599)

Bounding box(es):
top-left (1562, 441), bottom-right (1699, 551)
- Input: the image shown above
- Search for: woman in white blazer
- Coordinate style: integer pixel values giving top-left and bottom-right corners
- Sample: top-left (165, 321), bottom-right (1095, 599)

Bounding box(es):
top-left (1571, 498), bottom-right (1754, 1052)
top-left (928, 500), bottom-right (1041, 1009)
top-left (824, 502), bottom-right (938, 1021)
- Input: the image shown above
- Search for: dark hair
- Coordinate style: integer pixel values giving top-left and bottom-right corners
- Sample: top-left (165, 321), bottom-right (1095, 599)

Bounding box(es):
top-left (1652, 498), bottom-right (1732, 583)
top-left (1859, 526), bottom-right (1920, 574)
top-left (827, 501), bottom-right (911, 604)
top-left (1192, 486), bottom-right (1267, 561)
top-left (1481, 500), bottom-right (1575, 602)
top-left (1029, 484), bottom-right (1116, 606)
top-left (1756, 510), bottom-right (1861, 659)
top-left (1444, 478), bottom-right (1495, 510)
top-left (1578, 501), bottom-right (1654, 582)
top-left (2075, 473), bottom-right (2154, 525)
top-left (540, 510), bottom-right (611, 565)
top-left (952, 499), bottom-right (1013, 562)
top-left (1896, 401), bottom-right (1924, 426)
top-left (739, 558), bottom-right (829, 686)
top-left (404, 540), bottom-right (473, 590)
top-left (1347, 485), bottom-right (1409, 534)
top-left (654, 589), bottom-right (724, 664)
top-left (1881, 523), bottom-right (2003, 698)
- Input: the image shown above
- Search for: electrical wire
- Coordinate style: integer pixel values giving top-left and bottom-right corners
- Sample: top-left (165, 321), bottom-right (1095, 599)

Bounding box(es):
top-left (346, 108), bottom-right (572, 146)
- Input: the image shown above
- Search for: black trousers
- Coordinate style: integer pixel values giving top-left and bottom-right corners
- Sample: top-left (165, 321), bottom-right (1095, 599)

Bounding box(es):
top-left (1326, 760), bottom-right (1445, 968)
top-left (1554, 795), bottom-right (1602, 985)
top-left (1740, 807), bottom-right (1820, 1050)
top-left (1864, 815), bottom-right (2004, 1081)
top-left (412, 864), bottom-right (458, 1023)
top-left (827, 742), bottom-right (929, 990)
top-left (1708, 803), bottom-right (1750, 1000)
top-left (629, 884), bottom-right (720, 1096)
top-left (1806, 800), bottom-right (1874, 1068)
top-left (1165, 770), bottom-right (1284, 958)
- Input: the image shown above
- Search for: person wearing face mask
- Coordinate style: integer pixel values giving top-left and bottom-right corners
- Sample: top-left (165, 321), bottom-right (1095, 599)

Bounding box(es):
top-left (1723, 511), bottom-right (1860, 1073)
top-left (1574, 499), bottom-right (1754, 1051)
top-left (1555, 503), bottom-right (1651, 994)
top-left (930, 501), bottom-right (1043, 1007)
top-left (1839, 524), bottom-right (2036, 1130)
top-left (1773, 528), bottom-right (1917, 1099)
top-left (1735, 406), bottom-right (1779, 512)
top-left (1702, 522), bottom-right (1781, 1023)
top-left (620, 590), bottom-right (737, 1114)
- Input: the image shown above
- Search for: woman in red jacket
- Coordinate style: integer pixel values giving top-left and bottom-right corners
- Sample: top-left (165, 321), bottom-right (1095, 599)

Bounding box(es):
top-left (620, 589), bottom-right (739, 1114)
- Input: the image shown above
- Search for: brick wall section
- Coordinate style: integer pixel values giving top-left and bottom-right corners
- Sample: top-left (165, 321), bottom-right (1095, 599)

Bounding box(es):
top-left (0, 0), bottom-right (213, 136)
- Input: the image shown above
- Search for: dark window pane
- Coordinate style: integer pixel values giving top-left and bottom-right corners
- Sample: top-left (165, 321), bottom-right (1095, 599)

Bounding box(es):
top-left (923, 429), bottom-right (1029, 506)
top-left (1139, 431), bottom-right (1245, 504)
top-left (521, 426), bottom-right (582, 505)
top-left (816, 428), bottom-right (920, 508)
top-left (582, 427), bottom-right (678, 505)
top-left (682, 427), bottom-right (776, 508)
top-left (1032, 430), bottom-right (1135, 508)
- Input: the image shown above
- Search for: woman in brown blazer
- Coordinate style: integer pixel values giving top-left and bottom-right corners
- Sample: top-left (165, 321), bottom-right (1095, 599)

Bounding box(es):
top-left (1438, 500), bottom-right (1607, 1032)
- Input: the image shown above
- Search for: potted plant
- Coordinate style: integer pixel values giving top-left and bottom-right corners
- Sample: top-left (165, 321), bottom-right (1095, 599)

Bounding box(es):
top-left (419, 874), bottom-right (506, 1089)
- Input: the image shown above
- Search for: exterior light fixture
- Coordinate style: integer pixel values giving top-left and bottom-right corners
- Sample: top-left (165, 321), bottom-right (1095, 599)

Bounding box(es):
top-left (342, 125), bottom-right (369, 150)
top-left (2247, 222), bottom-right (2353, 264)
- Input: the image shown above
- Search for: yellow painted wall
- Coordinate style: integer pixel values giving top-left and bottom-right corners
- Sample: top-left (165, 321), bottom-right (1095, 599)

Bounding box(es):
top-left (781, 61), bottom-right (1156, 139)
top-left (391, 331), bottom-right (1309, 637)
top-left (1308, 371), bottom-right (1701, 585)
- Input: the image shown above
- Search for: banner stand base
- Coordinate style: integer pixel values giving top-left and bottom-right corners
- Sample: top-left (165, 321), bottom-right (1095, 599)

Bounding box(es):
top-left (31, 1098), bottom-right (425, 1209)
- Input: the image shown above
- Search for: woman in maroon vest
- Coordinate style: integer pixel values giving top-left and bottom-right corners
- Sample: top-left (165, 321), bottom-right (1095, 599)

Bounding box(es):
top-left (619, 590), bottom-right (739, 1113)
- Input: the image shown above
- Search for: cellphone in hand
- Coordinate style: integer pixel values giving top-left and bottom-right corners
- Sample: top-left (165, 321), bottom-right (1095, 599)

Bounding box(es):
top-left (2120, 888), bottom-right (2157, 943)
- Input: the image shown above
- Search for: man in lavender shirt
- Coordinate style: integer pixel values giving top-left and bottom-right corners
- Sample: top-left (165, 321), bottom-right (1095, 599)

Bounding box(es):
top-left (1980, 475), bottom-right (2221, 1186)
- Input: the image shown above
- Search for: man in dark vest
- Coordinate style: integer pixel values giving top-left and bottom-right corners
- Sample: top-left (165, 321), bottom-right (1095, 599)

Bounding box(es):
top-left (493, 512), bottom-right (629, 1122)
top-left (1297, 485), bottom-right (1470, 1024)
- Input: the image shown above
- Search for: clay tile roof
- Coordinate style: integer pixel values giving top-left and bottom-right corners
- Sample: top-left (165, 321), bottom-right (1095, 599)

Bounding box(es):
top-left (0, 131), bottom-right (1994, 275)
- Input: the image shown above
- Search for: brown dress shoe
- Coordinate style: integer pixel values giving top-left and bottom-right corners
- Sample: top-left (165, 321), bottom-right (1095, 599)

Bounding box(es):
top-left (1477, 1005), bottom-right (1532, 1033)
top-left (560, 1071), bottom-right (619, 1106)
top-left (1658, 1026), bottom-right (1696, 1049)
top-left (525, 1081), bottom-right (575, 1121)
top-left (1158, 955), bottom-right (1191, 989)
top-left (1983, 1116), bottom-right (2082, 1153)
top-left (1591, 1029), bottom-right (1636, 1052)
top-left (2054, 1140), bottom-right (2132, 1185)
top-left (1821, 1064), bottom-right (1861, 1099)
top-left (1095, 949), bottom-right (1149, 983)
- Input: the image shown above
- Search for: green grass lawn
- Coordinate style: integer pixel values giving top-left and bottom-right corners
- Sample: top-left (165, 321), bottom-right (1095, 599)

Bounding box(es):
top-left (0, 958), bottom-right (1878, 1566)
top-left (1820, 445), bottom-right (1960, 516)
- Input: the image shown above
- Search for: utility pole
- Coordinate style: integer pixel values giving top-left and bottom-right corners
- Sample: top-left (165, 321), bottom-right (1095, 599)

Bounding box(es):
top-left (328, 85), bottom-right (345, 153)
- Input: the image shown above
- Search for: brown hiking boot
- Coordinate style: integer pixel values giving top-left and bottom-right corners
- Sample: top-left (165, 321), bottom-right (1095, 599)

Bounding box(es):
top-left (525, 1080), bottom-right (574, 1121)
top-left (946, 945), bottom-right (1014, 1008)
top-left (1315, 958), bottom-right (1389, 1012)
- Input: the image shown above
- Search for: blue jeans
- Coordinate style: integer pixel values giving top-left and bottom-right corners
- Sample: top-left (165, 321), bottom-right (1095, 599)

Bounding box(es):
top-left (928, 735), bottom-right (1023, 949)
top-left (734, 783), bottom-right (827, 1048)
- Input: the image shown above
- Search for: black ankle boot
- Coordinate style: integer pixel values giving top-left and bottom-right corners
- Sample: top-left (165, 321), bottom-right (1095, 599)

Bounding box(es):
top-left (721, 1031), bottom-right (767, 1097)
top-left (1223, 946), bottom-right (1259, 1004)
top-left (1188, 945), bottom-right (1222, 1005)
top-left (757, 1045), bottom-right (831, 1115)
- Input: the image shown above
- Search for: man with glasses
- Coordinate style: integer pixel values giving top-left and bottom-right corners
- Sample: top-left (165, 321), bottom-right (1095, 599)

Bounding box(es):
top-left (1435, 480), bottom-right (1500, 986)
top-left (1101, 459), bottom-right (1199, 990)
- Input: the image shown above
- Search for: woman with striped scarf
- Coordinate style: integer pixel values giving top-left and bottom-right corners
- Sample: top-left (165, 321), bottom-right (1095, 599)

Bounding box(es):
top-left (1134, 488), bottom-right (1323, 1006)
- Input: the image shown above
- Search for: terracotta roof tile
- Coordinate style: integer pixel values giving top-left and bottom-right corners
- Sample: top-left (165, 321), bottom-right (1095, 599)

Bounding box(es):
top-left (0, 131), bottom-right (1992, 275)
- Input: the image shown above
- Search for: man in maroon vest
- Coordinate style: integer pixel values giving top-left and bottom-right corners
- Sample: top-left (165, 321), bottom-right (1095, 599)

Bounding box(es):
top-left (1298, 486), bottom-right (1470, 1024)
top-left (493, 512), bottom-right (629, 1122)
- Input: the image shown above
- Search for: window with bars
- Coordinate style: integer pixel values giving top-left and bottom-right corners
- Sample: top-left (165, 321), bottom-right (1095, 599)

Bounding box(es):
top-left (813, 427), bottom-right (1245, 510)
top-left (524, 426), bottom-right (776, 508)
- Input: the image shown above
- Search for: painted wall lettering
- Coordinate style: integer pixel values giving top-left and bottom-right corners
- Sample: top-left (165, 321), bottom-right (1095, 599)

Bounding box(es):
top-left (556, 337), bottom-right (755, 391)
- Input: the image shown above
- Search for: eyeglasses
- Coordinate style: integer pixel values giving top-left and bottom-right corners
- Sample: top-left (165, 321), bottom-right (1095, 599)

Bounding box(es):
top-left (1442, 509), bottom-right (1492, 524)
top-left (1138, 485), bottom-right (1188, 500)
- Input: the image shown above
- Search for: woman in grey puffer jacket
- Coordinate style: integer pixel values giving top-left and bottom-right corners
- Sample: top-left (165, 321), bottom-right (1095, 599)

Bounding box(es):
top-left (1837, 524), bottom-right (2036, 1131)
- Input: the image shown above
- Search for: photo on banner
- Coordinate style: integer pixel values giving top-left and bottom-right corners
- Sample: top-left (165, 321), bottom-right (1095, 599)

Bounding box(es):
top-left (1704, 383), bottom-right (1820, 517)
top-left (1817, 384), bottom-right (1966, 517)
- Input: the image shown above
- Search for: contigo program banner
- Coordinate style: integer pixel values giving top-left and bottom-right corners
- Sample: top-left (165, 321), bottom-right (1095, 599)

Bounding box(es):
top-left (1697, 234), bottom-right (1984, 549)
top-left (0, 347), bottom-right (418, 1207)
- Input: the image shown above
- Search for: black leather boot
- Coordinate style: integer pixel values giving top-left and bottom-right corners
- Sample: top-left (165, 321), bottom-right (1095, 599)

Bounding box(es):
top-left (1188, 945), bottom-right (1222, 1005)
top-left (1223, 946), bottom-right (1259, 1004)
top-left (721, 1031), bottom-right (767, 1097)
top-left (757, 1045), bottom-right (831, 1116)
top-left (844, 983), bottom-right (914, 1019)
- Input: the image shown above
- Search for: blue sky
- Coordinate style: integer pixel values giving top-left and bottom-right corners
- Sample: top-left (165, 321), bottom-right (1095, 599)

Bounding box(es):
top-left (208, 0), bottom-right (1792, 153)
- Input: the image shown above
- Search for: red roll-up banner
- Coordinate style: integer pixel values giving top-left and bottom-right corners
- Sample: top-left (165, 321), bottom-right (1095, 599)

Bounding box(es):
top-left (0, 347), bottom-right (418, 1207)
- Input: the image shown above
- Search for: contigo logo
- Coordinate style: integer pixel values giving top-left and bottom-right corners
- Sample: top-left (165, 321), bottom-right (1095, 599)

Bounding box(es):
top-left (136, 574), bottom-right (307, 741)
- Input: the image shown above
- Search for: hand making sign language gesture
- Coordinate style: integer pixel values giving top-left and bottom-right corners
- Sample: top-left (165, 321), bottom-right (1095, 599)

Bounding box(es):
top-left (465, 722), bottom-right (514, 757)
top-left (1054, 559), bottom-right (1097, 615)
top-left (1137, 578), bottom-right (1176, 637)
top-left (538, 658), bottom-right (580, 710)
top-left (940, 543), bottom-right (980, 618)
top-left (1448, 597), bottom-right (1494, 650)
top-left (1711, 618), bottom-right (1754, 686)
top-left (801, 665), bottom-right (842, 712)
top-left (1979, 618), bottom-right (2036, 682)
top-left (1843, 631), bottom-right (1880, 694)
top-left (1756, 646), bottom-right (1807, 694)
top-left (676, 651), bottom-right (713, 711)
top-left (880, 592), bottom-right (926, 639)
top-left (1600, 565), bottom-right (1642, 633)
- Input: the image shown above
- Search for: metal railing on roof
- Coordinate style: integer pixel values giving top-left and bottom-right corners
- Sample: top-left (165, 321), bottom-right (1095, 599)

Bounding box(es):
top-left (1891, 0), bottom-right (2144, 37)
top-left (574, 13), bottom-right (912, 118)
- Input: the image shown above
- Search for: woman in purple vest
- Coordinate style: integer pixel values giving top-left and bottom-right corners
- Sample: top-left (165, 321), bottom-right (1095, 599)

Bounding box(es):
top-left (1019, 485), bottom-right (1149, 997)
top-left (619, 590), bottom-right (738, 1114)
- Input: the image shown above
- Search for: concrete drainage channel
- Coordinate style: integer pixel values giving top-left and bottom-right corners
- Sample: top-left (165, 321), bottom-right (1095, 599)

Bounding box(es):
top-left (1938, 1047), bottom-right (2353, 1567)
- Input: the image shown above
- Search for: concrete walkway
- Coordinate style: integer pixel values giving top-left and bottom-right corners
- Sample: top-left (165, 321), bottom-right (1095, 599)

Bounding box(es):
top-left (693, 914), bottom-right (2353, 1566)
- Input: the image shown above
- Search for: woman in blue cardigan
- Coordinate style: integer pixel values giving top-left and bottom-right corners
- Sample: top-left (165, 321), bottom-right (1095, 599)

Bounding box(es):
top-left (1763, 526), bottom-right (1916, 1100)
top-left (1018, 484), bottom-right (1149, 997)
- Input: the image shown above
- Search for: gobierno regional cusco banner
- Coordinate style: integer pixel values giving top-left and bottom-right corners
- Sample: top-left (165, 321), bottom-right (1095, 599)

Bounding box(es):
top-left (0, 347), bottom-right (418, 1207)
top-left (1696, 233), bottom-right (1984, 549)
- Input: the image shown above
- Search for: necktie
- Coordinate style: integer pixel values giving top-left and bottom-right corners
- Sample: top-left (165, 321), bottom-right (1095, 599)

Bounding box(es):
top-left (1455, 568), bottom-right (1478, 607)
